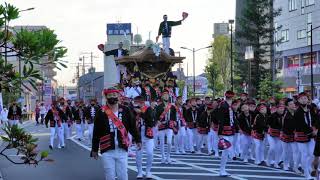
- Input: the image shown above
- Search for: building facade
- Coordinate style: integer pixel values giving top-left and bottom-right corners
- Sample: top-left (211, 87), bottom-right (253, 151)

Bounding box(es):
top-left (274, 0), bottom-right (320, 98)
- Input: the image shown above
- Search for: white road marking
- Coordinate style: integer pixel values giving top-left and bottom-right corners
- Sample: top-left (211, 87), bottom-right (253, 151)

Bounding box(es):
top-left (70, 135), bottom-right (165, 180)
top-left (238, 174), bottom-right (307, 179)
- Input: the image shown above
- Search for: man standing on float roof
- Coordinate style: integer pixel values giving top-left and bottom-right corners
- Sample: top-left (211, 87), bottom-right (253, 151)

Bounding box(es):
top-left (156, 14), bottom-right (187, 55)
top-left (91, 87), bottom-right (142, 180)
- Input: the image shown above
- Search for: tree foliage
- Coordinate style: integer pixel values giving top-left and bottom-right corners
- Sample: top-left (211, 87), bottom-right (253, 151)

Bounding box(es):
top-left (257, 73), bottom-right (284, 100)
top-left (0, 124), bottom-right (53, 165)
top-left (205, 35), bottom-right (231, 97)
top-left (0, 2), bottom-right (67, 92)
top-left (235, 0), bottom-right (282, 96)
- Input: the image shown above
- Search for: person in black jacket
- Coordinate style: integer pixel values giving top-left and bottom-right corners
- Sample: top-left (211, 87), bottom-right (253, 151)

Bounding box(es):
top-left (216, 91), bottom-right (236, 177)
top-left (294, 92), bottom-right (318, 179)
top-left (85, 99), bottom-right (100, 143)
top-left (197, 102), bottom-right (213, 154)
top-left (155, 90), bottom-right (177, 164)
top-left (133, 96), bottom-right (155, 179)
top-left (185, 98), bottom-right (200, 153)
top-left (73, 101), bottom-right (85, 141)
top-left (252, 103), bottom-right (268, 165)
top-left (238, 103), bottom-right (253, 163)
top-left (8, 101), bottom-right (22, 126)
top-left (280, 99), bottom-right (300, 172)
top-left (156, 14), bottom-right (186, 55)
top-left (174, 96), bottom-right (187, 154)
top-left (91, 87), bottom-right (141, 180)
top-left (266, 104), bottom-right (284, 168)
top-left (45, 101), bottom-right (64, 149)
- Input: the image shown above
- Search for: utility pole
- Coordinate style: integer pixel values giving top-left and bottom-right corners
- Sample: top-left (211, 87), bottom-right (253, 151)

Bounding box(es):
top-left (90, 52), bottom-right (93, 69)
top-left (82, 56), bottom-right (85, 75)
top-left (77, 63), bottom-right (80, 99)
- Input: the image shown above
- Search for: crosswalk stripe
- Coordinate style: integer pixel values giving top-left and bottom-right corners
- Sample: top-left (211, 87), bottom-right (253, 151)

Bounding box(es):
top-left (238, 174), bottom-right (307, 179)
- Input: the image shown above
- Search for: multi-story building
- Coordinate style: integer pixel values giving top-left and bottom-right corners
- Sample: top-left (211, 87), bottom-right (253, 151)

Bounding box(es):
top-left (274, 0), bottom-right (320, 97)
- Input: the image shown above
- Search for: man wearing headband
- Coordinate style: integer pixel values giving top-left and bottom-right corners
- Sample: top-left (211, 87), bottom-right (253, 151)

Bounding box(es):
top-left (58, 98), bottom-right (72, 145)
top-left (216, 90), bottom-right (236, 177)
top-left (280, 98), bottom-right (300, 173)
top-left (133, 96), bottom-right (155, 179)
top-left (252, 103), bottom-right (268, 165)
top-left (185, 98), bottom-right (200, 153)
top-left (173, 96), bottom-right (187, 154)
top-left (91, 87), bottom-right (141, 180)
top-left (197, 101), bottom-right (214, 155)
top-left (84, 99), bottom-right (100, 144)
top-left (155, 89), bottom-right (177, 164)
top-left (238, 103), bottom-right (253, 163)
top-left (266, 104), bottom-right (284, 168)
top-left (294, 92), bottom-right (317, 179)
top-left (45, 101), bottom-right (64, 150)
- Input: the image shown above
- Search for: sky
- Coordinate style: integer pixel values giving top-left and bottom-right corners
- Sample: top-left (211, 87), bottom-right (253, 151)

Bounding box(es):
top-left (5, 0), bottom-right (236, 86)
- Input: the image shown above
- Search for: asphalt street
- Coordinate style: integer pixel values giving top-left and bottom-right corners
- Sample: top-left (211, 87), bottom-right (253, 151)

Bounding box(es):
top-left (0, 120), bottom-right (307, 180)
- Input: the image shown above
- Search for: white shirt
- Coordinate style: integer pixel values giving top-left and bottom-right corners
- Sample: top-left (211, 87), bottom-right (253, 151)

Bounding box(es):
top-left (108, 111), bottom-right (119, 147)
top-left (1, 109), bottom-right (8, 121)
top-left (117, 49), bottom-right (123, 58)
top-left (40, 106), bottom-right (46, 114)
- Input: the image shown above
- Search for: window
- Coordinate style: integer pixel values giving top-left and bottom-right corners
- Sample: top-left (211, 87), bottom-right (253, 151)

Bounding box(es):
top-left (306, 0), bottom-right (315, 6)
top-left (289, 0), bottom-right (297, 11)
top-left (301, 0), bottom-right (305, 14)
top-left (287, 55), bottom-right (300, 68)
top-left (302, 53), bottom-right (316, 66)
top-left (281, 29), bottom-right (289, 42)
top-left (298, 29), bottom-right (307, 39)
top-left (307, 13), bottom-right (312, 23)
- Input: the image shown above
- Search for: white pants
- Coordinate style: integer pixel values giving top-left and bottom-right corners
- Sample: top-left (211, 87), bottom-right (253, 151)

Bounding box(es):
top-left (101, 148), bottom-right (128, 180)
top-left (187, 128), bottom-right (197, 152)
top-left (136, 133), bottom-right (154, 175)
top-left (220, 136), bottom-right (234, 173)
top-left (9, 120), bottom-right (19, 126)
top-left (88, 123), bottom-right (94, 142)
top-left (76, 123), bottom-right (83, 139)
top-left (266, 135), bottom-right (282, 165)
top-left (153, 126), bottom-right (159, 148)
top-left (240, 134), bottom-right (252, 161)
top-left (281, 141), bottom-right (299, 169)
top-left (254, 138), bottom-right (264, 164)
top-left (162, 37), bottom-right (170, 55)
top-left (174, 127), bottom-right (186, 152)
top-left (63, 123), bottom-right (70, 139)
top-left (233, 133), bottom-right (241, 156)
top-left (297, 140), bottom-right (315, 178)
top-left (197, 133), bottom-right (208, 153)
top-left (50, 126), bottom-right (64, 147)
top-left (158, 129), bottom-right (173, 160)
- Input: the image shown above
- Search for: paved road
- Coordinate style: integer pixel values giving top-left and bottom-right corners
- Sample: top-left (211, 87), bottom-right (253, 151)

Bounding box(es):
top-left (0, 121), bottom-right (306, 180)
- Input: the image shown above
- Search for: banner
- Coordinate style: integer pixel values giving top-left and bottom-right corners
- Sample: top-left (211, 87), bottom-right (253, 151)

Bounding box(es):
top-left (0, 92), bottom-right (3, 113)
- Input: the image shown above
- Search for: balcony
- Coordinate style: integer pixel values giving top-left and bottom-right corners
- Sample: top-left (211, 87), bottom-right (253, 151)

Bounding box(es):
top-left (282, 64), bottom-right (320, 77)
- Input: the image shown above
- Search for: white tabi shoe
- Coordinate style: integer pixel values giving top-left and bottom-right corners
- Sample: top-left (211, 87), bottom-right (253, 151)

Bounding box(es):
top-left (136, 172), bottom-right (143, 179)
top-left (146, 172), bottom-right (153, 179)
top-left (219, 171), bottom-right (231, 177)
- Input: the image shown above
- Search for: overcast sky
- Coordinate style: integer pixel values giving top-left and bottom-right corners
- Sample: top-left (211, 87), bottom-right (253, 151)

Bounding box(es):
top-left (6, 0), bottom-right (236, 86)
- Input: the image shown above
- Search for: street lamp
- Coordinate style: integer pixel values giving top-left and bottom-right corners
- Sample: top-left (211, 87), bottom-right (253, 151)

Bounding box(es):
top-left (181, 45), bottom-right (213, 97)
top-left (229, 19), bottom-right (235, 91)
top-left (245, 46), bottom-right (254, 97)
top-left (307, 24), bottom-right (320, 100)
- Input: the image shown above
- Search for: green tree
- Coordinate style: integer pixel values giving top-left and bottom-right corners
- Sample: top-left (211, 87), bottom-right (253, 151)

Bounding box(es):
top-left (0, 2), bottom-right (66, 165)
top-left (205, 62), bottom-right (224, 98)
top-left (205, 35), bottom-right (230, 97)
top-left (0, 2), bottom-right (67, 92)
top-left (1, 124), bottom-right (53, 165)
top-left (235, 0), bottom-right (282, 97)
top-left (258, 73), bottom-right (284, 100)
